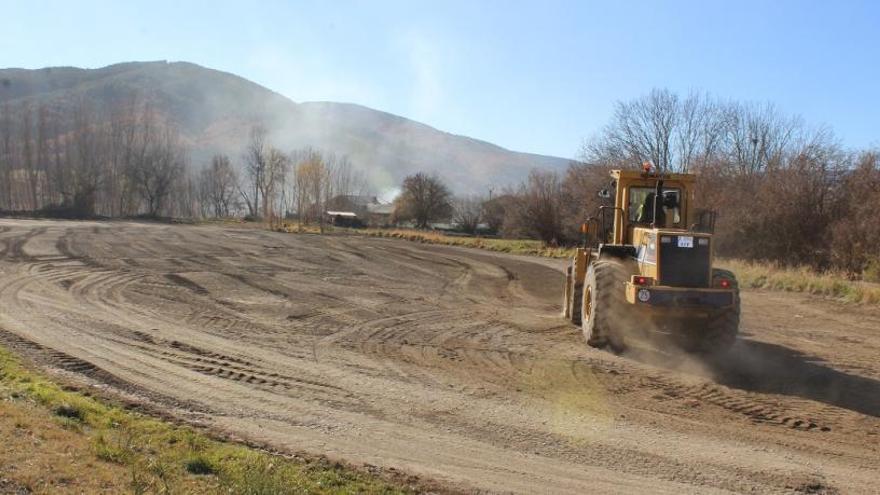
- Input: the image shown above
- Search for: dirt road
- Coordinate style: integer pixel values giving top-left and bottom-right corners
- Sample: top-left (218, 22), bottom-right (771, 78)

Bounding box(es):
top-left (0, 219), bottom-right (877, 493)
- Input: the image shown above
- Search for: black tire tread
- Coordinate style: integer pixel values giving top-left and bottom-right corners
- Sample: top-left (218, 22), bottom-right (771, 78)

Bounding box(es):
top-left (583, 260), bottom-right (632, 352)
top-left (686, 269), bottom-right (741, 353)
top-left (570, 283), bottom-right (583, 324)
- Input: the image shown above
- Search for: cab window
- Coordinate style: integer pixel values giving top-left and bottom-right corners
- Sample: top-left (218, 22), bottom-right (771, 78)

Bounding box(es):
top-left (628, 187), bottom-right (682, 226)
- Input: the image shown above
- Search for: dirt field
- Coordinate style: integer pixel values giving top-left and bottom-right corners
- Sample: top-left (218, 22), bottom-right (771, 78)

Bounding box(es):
top-left (0, 219), bottom-right (877, 494)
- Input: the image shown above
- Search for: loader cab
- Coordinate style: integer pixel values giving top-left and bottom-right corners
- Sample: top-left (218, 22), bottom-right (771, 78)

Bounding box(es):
top-left (608, 169), bottom-right (697, 246)
top-left (601, 169), bottom-right (715, 287)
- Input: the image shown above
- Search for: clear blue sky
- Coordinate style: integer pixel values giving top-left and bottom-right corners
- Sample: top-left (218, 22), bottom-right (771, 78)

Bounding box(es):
top-left (3, 0), bottom-right (878, 158)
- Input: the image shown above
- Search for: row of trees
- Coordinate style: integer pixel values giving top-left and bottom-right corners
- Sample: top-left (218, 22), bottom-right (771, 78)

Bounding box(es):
top-left (467, 89), bottom-right (877, 275)
top-left (0, 98), bottom-right (189, 217)
top-left (0, 97), bottom-right (370, 223)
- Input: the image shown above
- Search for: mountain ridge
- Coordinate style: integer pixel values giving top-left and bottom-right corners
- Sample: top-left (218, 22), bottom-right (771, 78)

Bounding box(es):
top-left (0, 61), bottom-right (571, 193)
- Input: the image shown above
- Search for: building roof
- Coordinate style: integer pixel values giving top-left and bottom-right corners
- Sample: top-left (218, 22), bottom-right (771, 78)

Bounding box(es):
top-left (329, 195), bottom-right (380, 207)
top-left (326, 211), bottom-right (358, 218)
top-left (367, 203), bottom-right (394, 215)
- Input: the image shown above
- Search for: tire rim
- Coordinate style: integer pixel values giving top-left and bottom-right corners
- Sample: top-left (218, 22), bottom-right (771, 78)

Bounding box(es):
top-left (583, 286), bottom-right (592, 323)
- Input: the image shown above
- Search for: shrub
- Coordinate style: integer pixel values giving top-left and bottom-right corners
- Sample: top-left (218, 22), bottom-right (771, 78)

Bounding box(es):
top-left (54, 403), bottom-right (85, 421)
top-left (184, 455), bottom-right (217, 475)
top-left (864, 258), bottom-right (880, 283)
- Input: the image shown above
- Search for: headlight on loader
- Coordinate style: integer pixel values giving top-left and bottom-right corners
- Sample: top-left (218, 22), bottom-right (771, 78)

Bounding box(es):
top-left (637, 288), bottom-right (651, 303)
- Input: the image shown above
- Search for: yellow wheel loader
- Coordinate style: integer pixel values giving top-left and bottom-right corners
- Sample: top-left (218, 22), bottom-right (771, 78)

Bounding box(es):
top-left (562, 167), bottom-right (739, 353)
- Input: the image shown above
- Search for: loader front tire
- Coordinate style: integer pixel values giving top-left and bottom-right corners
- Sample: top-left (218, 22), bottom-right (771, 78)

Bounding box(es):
top-left (582, 260), bottom-right (630, 353)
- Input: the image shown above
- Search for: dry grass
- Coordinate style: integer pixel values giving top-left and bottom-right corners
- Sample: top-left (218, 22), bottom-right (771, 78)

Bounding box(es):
top-left (341, 227), bottom-right (575, 258)
top-left (718, 258), bottom-right (880, 304)
top-left (0, 398), bottom-right (133, 493)
top-left (0, 345), bottom-right (410, 494)
top-left (274, 222), bottom-right (327, 235)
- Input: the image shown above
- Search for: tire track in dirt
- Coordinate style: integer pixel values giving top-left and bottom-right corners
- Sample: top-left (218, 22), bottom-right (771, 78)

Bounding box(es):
top-left (0, 226), bottom-right (46, 260)
top-left (0, 219), bottom-right (876, 494)
top-left (0, 326), bottom-right (214, 415)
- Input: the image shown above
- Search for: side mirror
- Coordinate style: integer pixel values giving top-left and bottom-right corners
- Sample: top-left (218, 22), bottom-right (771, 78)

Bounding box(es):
top-left (597, 189), bottom-right (611, 199)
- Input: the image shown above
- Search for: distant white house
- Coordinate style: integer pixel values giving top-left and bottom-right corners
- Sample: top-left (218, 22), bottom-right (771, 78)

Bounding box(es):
top-left (325, 195), bottom-right (394, 227)
top-left (325, 211), bottom-right (357, 218)
top-left (325, 210), bottom-right (361, 227)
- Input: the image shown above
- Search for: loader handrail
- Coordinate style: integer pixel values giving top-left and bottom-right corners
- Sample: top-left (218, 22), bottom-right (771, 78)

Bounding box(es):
top-left (582, 217), bottom-right (600, 248)
top-left (597, 206), bottom-right (624, 245)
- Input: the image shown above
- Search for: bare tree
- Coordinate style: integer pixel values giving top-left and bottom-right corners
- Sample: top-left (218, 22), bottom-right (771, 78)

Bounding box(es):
top-left (560, 161), bottom-right (614, 240)
top-left (62, 101), bottom-right (105, 217)
top-left (238, 125), bottom-right (288, 221)
top-left (292, 149), bottom-right (311, 227)
top-left (453, 195), bottom-right (483, 234)
top-left (587, 88), bottom-right (680, 172)
top-left (392, 172), bottom-right (452, 229)
top-left (293, 148), bottom-right (332, 231)
top-left (128, 123), bottom-right (185, 217)
top-left (170, 168), bottom-right (200, 218)
top-left (105, 93), bottom-right (141, 216)
top-left (240, 125), bottom-right (267, 218)
top-left (481, 194), bottom-right (512, 234)
top-left (721, 101), bottom-right (801, 175)
top-left (199, 154), bottom-right (239, 217)
top-left (585, 89), bottom-right (728, 173)
top-left (505, 169), bottom-right (566, 244)
top-left (263, 147), bottom-right (287, 221)
top-left (17, 102), bottom-right (39, 210)
top-left (330, 155), bottom-right (369, 199)
top-left (677, 92), bottom-right (727, 172)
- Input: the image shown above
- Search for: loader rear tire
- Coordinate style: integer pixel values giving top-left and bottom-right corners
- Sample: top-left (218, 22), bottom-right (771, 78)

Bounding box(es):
top-left (582, 260), bottom-right (630, 353)
top-left (563, 264), bottom-right (584, 325)
top-left (678, 269), bottom-right (740, 354)
top-left (563, 266), bottom-right (573, 320)
top-left (704, 268), bottom-right (740, 354)
top-left (570, 284), bottom-right (583, 325)
top-left (703, 308), bottom-right (739, 352)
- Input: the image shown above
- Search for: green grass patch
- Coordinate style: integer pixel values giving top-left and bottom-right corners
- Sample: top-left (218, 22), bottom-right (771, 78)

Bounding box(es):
top-left (0, 344), bottom-right (411, 494)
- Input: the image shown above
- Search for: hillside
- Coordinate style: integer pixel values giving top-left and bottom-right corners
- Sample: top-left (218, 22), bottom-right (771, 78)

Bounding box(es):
top-left (0, 61), bottom-right (571, 193)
